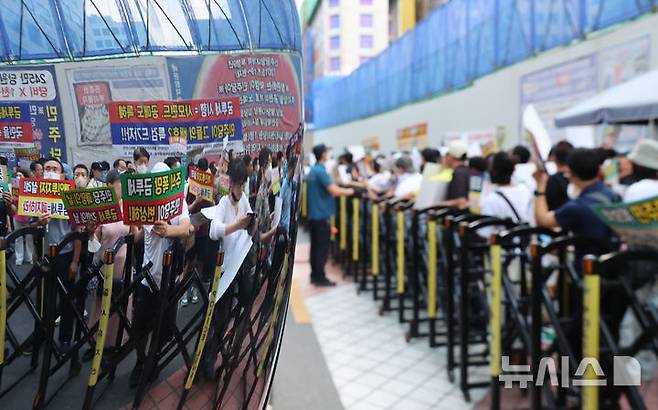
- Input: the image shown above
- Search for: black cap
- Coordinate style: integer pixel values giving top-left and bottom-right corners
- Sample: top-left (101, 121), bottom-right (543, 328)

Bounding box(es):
top-left (313, 143), bottom-right (330, 161)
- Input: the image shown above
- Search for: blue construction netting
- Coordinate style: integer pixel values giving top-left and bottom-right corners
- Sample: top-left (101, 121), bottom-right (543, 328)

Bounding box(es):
top-left (314, 0), bottom-right (657, 129)
top-left (0, 0), bottom-right (301, 62)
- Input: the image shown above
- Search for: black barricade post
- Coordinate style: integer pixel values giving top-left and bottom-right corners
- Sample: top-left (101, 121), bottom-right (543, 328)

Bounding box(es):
top-left (408, 210), bottom-right (420, 339)
top-left (177, 247), bottom-right (225, 410)
top-left (339, 195), bottom-right (347, 267)
top-left (351, 196), bottom-right (360, 280)
top-left (380, 201), bottom-right (394, 314)
top-left (82, 249), bottom-right (115, 410)
top-left (133, 250), bottom-right (175, 409)
top-left (33, 243), bottom-right (58, 410)
top-left (529, 241), bottom-right (542, 410)
top-left (444, 215), bottom-right (457, 382)
top-left (0, 238), bottom-right (6, 385)
top-left (359, 196), bottom-right (368, 292)
top-left (458, 221), bottom-right (470, 400)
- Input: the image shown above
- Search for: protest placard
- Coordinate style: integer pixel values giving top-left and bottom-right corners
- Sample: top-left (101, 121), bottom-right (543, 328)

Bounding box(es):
top-left (15, 146), bottom-right (40, 170)
top-left (0, 182), bottom-right (9, 194)
top-left (61, 186), bottom-right (123, 226)
top-left (591, 195), bottom-right (658, 250)
top-left (0, 164), bottom-right (8, 183)
top-left (121, 167), bottom-right (185, 224)
top-left (18, 178), bottom-right (74, 219)
top-left (188, 166), bottom-right (214, 202)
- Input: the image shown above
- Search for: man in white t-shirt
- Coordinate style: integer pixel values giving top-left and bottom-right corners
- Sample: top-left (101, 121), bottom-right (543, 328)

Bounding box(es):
top-left (479, 152), bottom-right (532, 239)
top-left (623, 139), bottom-right (658, 202)
top-left (392, 156), bottom-right (422, 199)
top-left (130, 162), bottom-right (192, 388)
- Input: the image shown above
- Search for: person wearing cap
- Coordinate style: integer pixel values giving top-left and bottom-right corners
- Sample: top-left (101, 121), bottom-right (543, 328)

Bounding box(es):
top-left (444, 140), bottom-right (470, 207)
top-left (308, 144), bottom-right (354, 286)
top-left (623, 139), bottom-right (658, 203)
top-left (130, 161), bottom-right (191, 388)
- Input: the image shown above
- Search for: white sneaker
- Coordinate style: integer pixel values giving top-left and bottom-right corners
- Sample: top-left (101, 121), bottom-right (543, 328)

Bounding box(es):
top-left (181, 294), bottom-right (189, 307)
top-left (191, 287), bottom-right (199, 304)
top-left (55, 316), bottom-right (61, 326)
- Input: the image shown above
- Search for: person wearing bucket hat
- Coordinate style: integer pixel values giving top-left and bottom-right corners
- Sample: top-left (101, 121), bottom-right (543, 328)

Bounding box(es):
top-left (308, 143), bottom-right (354, 286)
top-left (624, 138), bottom-right (658, 203)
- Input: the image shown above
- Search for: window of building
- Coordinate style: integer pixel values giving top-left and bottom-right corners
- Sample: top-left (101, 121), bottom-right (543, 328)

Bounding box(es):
top-left (360, 56), bottom-right (371, 64)
top-left (104, 39), bottom-right (113, 47)
top-left (330, 35), bottom-right (340, 50)
top-left (330, 57), bottom-right (341, 72)
top-left (360, 0), bottom-right (373, 5)
top-left (360, 13), bottom-right (373, 27)
top-left (329, 0), bottom-right (339, 6)
top-left (93, 28), bottom-right (101, 36)
top-left (102, 28), bottom-right (110, 35)
top-left (329, 14), bottom-right (340, 29)
top-left (95, 40), bottom-right (104, 48)
top-left (360, 35), bottom-right (374, 49)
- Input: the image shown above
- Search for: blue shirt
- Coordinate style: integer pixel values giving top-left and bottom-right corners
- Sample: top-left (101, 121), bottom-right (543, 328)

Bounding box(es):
top-left (554, 181), bottom-right (618, 265)
top-left (279, 175), bottom-right (292, 233)
top-left (307, 163), bottom-right (336, 220)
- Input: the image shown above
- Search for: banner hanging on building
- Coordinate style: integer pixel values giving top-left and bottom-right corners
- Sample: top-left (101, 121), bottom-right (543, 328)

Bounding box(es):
top-left (396, 123), bottom-right (428, 151)
top-left (188, 167), bottom-right (214, 202)
top-left (108, 98), bottom-right (241, 160)
top-left (0, 66), bottom-right (67, 162)
top-left (18, 178), bottom-right (75, 219)
top-left (61, 186), bottom-right (123, 226)
top-left (592, 195), bottom-right (658, 250)
top-left (121, 167), bottom-right (185, 224)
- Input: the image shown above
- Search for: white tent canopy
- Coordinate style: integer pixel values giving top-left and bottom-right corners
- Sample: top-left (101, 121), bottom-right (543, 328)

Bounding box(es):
top-left (555, 70), bottom-right (658, 127)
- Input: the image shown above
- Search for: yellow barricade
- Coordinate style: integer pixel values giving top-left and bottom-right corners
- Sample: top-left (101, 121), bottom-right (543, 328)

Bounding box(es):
top-left (427, 219), bottom-right (437, 319)
top-left (582, 257), bottom-right (600, 410)
top-left (301, 181), bottom-right (308, 219)
top-left (489, 241), bottom-right (502, 377)
top-left (88, 251), bottom-right (114, 387)
top-left (339, 196), bottom-right (347, 251)
top-left (330, 215), bottom-right (336, 241)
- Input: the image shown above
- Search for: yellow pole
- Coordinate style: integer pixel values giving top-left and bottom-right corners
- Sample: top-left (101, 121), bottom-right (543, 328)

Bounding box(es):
top-left (339, 196), bottom-right (347, 251)
top-left (582, 256), bottom-right (600, 410)
top-left (396, 211), bottom-right (405, 294)
top-left (185, 250), bottom-right (225, 389)
top-left (88, 250), bottom-right (114, 387)
top-left (399, 0), bottom-right (417, 36)
top-left (0, 245), bottom-right (6, 365)
top-left (427, 219), bottom-right (437, 319)
top-left (489, 238), bottom-right (502, 377)
top-left (330, 215), bottom-right (336, 241)
top-left (371, 204), bottom-right (379, 276)
top-left (352, 198), bottom-right (359, 261)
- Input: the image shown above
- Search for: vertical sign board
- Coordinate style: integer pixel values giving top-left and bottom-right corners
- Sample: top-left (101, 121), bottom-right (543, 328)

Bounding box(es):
top-left (121, 167), bottom-right (186, 225)
top-left (0, 66), bottom-right (67, 163)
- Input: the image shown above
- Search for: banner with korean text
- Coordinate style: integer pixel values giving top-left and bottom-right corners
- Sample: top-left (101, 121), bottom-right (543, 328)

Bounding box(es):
top-left (188, 167), bottom-right (214, 202)
top-left (108, 98), bottom-right (242, 161)
top-left (121, 167), bottom-right (185, 224)
top-left (592, 195), bottom-right (658, 251)
top-left (61, 186), bottom-right (123, 226)
top-left (18, 178), bottom-right (75, 220)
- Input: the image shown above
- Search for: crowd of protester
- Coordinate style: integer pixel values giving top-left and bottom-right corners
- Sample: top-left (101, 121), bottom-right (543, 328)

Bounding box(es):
top-left (2, 144), bottom-right (299, 386)
top-left (307, 136), bottom-right (658, 394)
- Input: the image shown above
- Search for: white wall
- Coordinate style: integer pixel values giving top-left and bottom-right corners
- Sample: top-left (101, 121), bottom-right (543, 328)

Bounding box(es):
top-left (313, 13), bottom-right (658, 153)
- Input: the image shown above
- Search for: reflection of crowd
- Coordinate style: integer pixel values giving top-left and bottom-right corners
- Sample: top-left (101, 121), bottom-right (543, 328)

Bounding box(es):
top-left (4, 142), bottom-right (301, 386)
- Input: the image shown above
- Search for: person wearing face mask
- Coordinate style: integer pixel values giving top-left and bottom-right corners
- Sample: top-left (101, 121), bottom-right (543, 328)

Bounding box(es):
top-left (113, 158), bottom-right (128, 174)
top-left (133, 147), bottom-right (150, 174)
top-left (73, 164), bottom-right (90, 189)
top-left (13, 169), bottom-right (32, 265)
top-left (202, 159), bottom-right (256, 379)
top-left (34, 158), bottom-right (83, 353)
top-left (129, 161), bottom-right (191, 388)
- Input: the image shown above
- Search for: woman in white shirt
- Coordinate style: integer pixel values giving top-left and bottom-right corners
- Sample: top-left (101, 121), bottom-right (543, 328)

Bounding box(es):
top-left (479, 152), bottom-right (532, 238)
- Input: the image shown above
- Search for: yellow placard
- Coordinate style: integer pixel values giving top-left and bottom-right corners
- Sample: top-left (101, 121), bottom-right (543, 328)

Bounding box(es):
top-left (88, 261), bottom-right (114, 387)
top-left (396, 211), bottom-right (405, 294)
top-left (352, 198), bottom-right (359, 261)
top-left (582, 273), bottom-right (600, 409)
top-left (185, 259), bottom-right (223, 390)
top-left (371, 204), bottom-right (379, 276)
top-left (427, 220), bottom-right (437, 319)
top-left (18, 196), bottom-right (69, 220)
top-left (339, 196), bottom-right (347, 251)
top-left (489, 244), bottom-right (502, 376)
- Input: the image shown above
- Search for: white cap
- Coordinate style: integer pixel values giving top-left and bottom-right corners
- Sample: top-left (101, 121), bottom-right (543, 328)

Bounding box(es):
top-left (628, 138), bottom-right (658, 170)
top-left (447, 140), bottom-right (468, 160)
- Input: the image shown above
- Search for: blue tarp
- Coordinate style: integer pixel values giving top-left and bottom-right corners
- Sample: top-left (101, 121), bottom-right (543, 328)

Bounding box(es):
top-left (314, 0), bottom-right (656, 129)
top-left (0, 0), bottom-right (301, 62)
